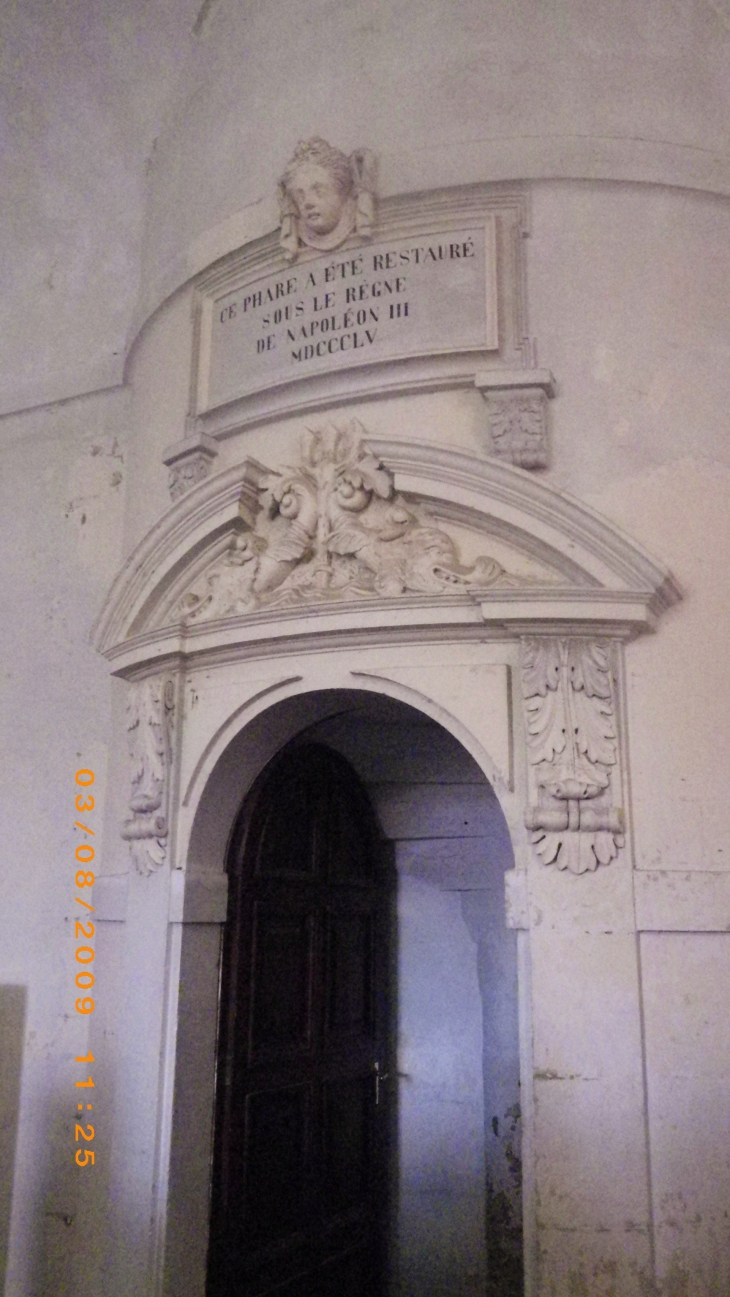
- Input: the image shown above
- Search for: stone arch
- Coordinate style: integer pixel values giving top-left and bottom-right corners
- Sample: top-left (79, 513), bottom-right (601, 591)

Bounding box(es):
top-left (166, 685), bottom-right (524, 1297)
top-left (181, 675), bottom-right (525, 880)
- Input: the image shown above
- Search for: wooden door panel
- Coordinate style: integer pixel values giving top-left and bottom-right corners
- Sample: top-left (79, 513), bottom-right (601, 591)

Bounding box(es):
top-left (249, 906), bottom-right (315, 1056)
top-left (325, 782), bottom-right (374, 882)
top-left (326, 912), bottom-right (372, 1040)
top-left (318, 1245), bottom-right (375, 1296)
top-left (254, 782), bottom-right (316, 876)
top-left (322, 1073), bottom-right (373, 1219)
top-left (244, 1084), bottom-right (311, 1246)
top-left (208, 744), bottom-right (392, 1297)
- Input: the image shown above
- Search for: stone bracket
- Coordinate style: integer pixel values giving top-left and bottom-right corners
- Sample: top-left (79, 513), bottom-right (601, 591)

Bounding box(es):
top-left (475, 369), bottom-right (555, 469)
top-left (162, 429), bottom-right (219, 500)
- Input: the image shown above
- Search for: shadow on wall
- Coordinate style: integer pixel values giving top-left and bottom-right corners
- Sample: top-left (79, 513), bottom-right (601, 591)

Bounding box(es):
top-left (1, 979), bottom-right (115, 1297)
top-left (0, 986), bottom-right (26, 1293)
top-left (308, 701), bottom-right (523, 1297)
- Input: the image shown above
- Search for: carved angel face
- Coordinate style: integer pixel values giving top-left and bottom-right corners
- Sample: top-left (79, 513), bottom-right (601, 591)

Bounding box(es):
top-left (288, 163), bottom-right (350, 237)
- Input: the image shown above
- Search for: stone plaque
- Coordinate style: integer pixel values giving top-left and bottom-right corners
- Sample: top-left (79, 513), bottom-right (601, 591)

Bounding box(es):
top-left (197, 219), bottom-right (498, 413)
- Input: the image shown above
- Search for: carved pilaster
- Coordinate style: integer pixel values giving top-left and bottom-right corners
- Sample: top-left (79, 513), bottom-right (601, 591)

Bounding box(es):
top-left (475, 370), bottom-right (555, 470)
top-left (121, 675), bottom-right (175, 875)
top-left (162, 431), bottom-right (218, 501)
top-left (520, 637), bottom-right (625, 874)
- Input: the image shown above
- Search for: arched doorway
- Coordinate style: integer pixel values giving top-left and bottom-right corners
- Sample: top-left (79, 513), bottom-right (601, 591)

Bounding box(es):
top-left (170, 690), bottom-right (523, 1297)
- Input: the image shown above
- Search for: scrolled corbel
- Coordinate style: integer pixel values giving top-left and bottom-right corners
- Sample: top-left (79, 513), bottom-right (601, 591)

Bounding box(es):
top-left (520, 636), bottom-right (625, 873)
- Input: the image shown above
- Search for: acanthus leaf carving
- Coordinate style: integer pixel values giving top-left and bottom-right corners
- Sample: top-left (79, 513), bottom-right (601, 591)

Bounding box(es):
top-left (121, 676), bottom-right (175, 875)
top-left (487, 390), bottom-right (549, 469)
top-left (521, 637), bottom-right (625, 873)
top-left (167, 449), bottom-right (215, 501)
top-left (178, 422), bottom-right (518, 622)
top-left (162, 430), bottom-right (219, 502)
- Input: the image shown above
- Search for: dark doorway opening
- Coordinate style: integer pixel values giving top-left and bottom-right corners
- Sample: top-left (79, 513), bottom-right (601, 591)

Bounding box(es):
top-left (207, 742), bottom-right (395, 1297)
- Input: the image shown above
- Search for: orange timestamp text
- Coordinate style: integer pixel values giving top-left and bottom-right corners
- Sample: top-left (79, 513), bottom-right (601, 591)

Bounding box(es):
top-left (73, 767), bottom-right (97, 1166)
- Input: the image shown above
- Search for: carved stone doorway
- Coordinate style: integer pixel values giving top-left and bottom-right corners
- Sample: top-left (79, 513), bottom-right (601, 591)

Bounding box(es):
top-left (168, 691), bottom-right (523, 1297)
top-left (93, 437), bottom-right (679, 1297)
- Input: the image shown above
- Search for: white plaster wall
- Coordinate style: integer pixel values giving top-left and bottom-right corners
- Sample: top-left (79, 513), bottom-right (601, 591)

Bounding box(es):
top-left (591, 459), bottom-right (730, 877)
top-left (118, 174), bottom-right (730, 1295)
top-left (528, 181), bottom-right (730, 494)
top-left (395, 876), bottom-right (486, 1297)
top-left (641, 933), bottom-right (730, 1296)
top-left (524, 182), bottom-right (730, 1292)
top-left (5, 0), bottom-right (730, 418)
top-left (0, 0), bottom-right (198, 415)
top-left (524, 179), bottom-right (730, 864)
top-left (0, 389), bottom-right (129, 1296)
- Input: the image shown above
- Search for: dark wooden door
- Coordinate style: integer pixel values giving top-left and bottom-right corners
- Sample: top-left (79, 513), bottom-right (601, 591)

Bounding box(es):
top-left (207, 743), bottom-right (393, 1297)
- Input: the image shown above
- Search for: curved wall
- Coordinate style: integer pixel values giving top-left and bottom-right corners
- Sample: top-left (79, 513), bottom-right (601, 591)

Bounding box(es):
top-left (136, 0), bottom-right (730, 329)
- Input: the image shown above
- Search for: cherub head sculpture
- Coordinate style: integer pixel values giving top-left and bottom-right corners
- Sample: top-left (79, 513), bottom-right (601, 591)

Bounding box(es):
top-left (278, 138), bottom-right (377, 262)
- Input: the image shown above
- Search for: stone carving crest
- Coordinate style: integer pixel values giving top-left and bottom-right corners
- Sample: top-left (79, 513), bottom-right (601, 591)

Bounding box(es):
top-left (278, 138), bottom-right (377, 262)
top-left (521, 638), bottom-right (625, 873)
top-left (179, 423), bottom-right (513, 621)
top-left (168, 450), bottom-right (215, 501)
top-left (488, 391), bottom-right (549, 469)
top-left (121, 676), bottom-right (175, 875)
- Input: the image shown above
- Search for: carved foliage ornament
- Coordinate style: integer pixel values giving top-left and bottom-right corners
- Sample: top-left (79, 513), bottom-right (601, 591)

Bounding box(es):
top-left (180, 423), bottom-right (515, 622)
top-left (121, 676), bottom-right (175, 875)
top-left (168, 449), bottom-right (216, 501)
top-left (487, 390), bottom-right (549, 470)
top-left (521, 638), bottom-right (625, 873)
top-left (278, 138), bottom-right (377, 262)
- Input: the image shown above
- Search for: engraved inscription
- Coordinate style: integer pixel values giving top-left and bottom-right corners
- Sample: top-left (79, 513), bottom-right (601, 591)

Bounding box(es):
top-left (203, 222), bottom-right (497, 412)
